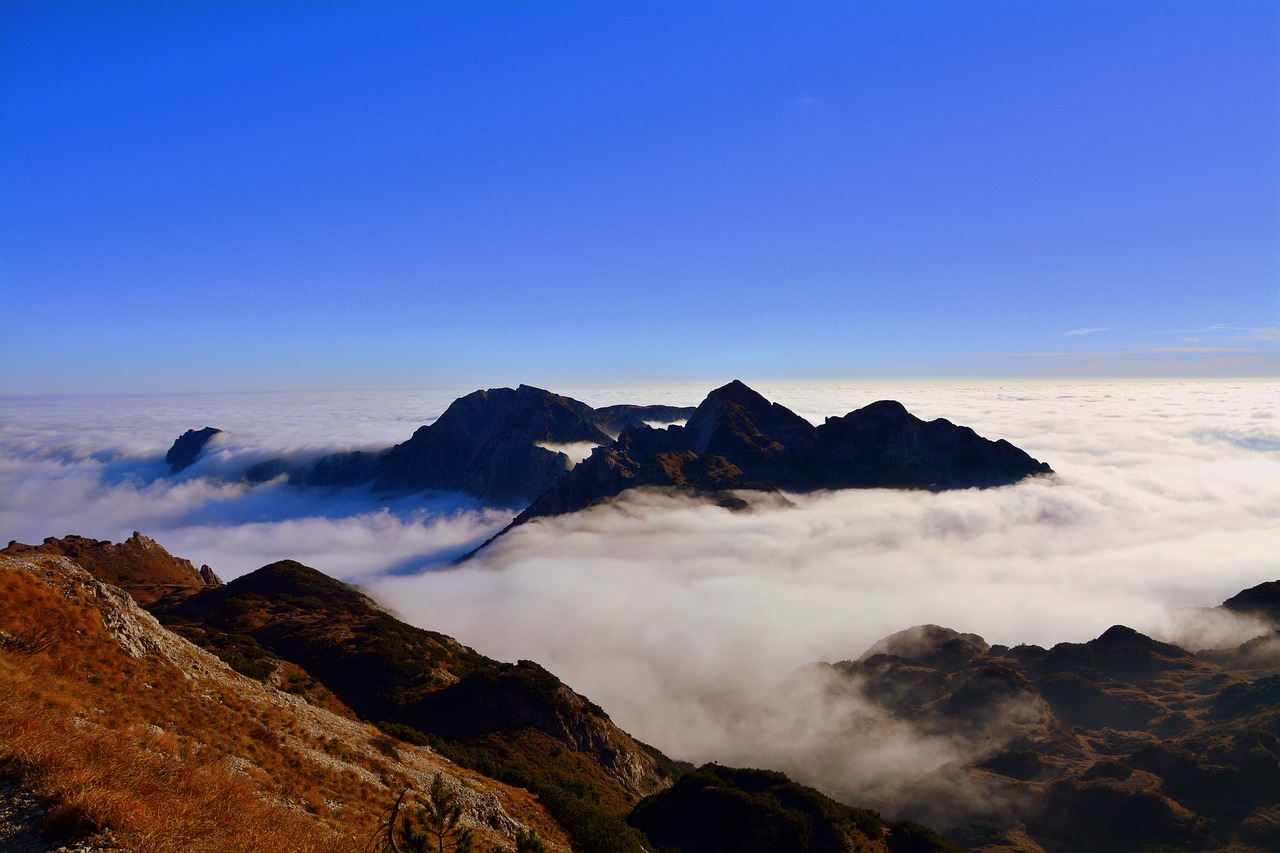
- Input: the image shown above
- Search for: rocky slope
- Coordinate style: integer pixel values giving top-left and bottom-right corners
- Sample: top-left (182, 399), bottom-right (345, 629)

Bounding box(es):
top-left (496, 380), bottom-right (1052, 545)
top-left (0, 552), bottom-right (570, 853)
top-left (164, 426), bottom-right (221, 472)
top-left (2, 532), bottom-right (221, 605)
top-left (214, 387), bottom-right (694, 500)
top-left (629, 764), bottom-right (962, 853)
top-left (4, 534), bottom-right (679, 852)
top-left (151, 558), bottom-right (671, 812)
top-left (164, 382), bottom-right (1047, 525)
top-left (809, 602), bottom-right (1280, 851)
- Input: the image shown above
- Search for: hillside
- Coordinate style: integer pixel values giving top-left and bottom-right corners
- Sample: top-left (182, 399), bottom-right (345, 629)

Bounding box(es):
top-left (0, 552), bottom-right (570, 853)
top-left (21, 531), bottom-right (1272, 851)
top-left (816, 615), bottom-right (1280, 851)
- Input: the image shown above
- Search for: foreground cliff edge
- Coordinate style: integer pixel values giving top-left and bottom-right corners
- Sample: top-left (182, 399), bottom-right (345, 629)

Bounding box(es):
top-left (1, 535), bottom-right (963, 853)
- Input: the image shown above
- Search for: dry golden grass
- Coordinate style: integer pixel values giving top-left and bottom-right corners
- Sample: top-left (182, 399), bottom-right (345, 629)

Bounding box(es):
top-left (0, 565), bottom-right (375, 852)
top-left (0, 557), bottom-right (572, 852)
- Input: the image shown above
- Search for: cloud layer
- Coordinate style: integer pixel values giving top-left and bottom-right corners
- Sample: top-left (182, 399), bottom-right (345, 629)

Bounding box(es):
top-left (3, 379), bottom-right (1278, 813)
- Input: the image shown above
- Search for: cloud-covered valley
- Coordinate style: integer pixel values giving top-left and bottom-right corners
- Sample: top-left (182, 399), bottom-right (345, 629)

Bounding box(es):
top-left (3, 379), bottom-right (1277, 814)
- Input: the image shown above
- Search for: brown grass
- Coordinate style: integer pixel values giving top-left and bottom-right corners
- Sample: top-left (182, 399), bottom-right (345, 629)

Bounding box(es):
top-left (0, 567), bottom-right (376, 852)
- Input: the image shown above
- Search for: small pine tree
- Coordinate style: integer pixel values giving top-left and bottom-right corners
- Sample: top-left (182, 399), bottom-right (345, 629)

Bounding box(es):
top-left (487, 827), bottom-right (546, 853)
top-left (372, 774), bottom-right (475, 853)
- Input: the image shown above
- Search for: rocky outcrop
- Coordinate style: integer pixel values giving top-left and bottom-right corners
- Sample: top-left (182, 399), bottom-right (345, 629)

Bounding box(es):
top-left (163, 383), bottom-right (1050, 521)
top-left (495, 380), bottom-right (1053, 537)
top-left (165, 426), bottom-right (221, 472)
top-left (2, 532), bottom-right (220, 605)
top-left (371, 385), bottom-right (614, 503)
top-left (814, 607), bottom-right (1280, 850)
top-left (594, 404), bottom-right (696, 434)
top-left (806, 400), bottom-right (1053, 490)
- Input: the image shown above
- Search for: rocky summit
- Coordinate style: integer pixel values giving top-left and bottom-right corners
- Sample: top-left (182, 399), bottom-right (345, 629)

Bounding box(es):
top-left (507, 380), bottom-right (1052, 534)
top-left (162, 381), bottom-right (1050, 526)
top-left (164, 426), bottom-right (221, 473)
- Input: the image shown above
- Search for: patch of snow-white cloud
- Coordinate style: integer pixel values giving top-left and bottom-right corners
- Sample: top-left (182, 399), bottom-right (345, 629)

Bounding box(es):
top-left (3, 378), bottom-right (1278, 812)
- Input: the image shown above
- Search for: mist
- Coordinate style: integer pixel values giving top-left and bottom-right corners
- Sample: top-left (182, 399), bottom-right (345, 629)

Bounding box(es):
top-left (3, 379), bottom-right (1277, 814)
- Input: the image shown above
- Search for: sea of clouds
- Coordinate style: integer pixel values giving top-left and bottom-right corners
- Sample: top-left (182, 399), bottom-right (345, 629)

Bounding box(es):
top-left (3, 378), bottom-right (1277, 814)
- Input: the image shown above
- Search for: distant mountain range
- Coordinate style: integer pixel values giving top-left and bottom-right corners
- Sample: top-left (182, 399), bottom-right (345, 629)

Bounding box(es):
top-left (165, 381), bottom-right (1053, 537)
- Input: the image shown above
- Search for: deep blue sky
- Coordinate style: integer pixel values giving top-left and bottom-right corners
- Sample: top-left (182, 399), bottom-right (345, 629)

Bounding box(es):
top-left (2, 1), bottom-right (1277, 392)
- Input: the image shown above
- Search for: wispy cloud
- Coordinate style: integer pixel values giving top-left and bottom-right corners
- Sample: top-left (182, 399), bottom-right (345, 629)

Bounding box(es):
top-left (1063, 327), bottom-right (1109, 336)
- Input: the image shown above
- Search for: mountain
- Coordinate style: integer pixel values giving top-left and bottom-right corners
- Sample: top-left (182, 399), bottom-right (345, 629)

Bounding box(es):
top-left (3, 534), bottom-right (674, 851)
top-left (2, 531), bottom-right (221, 605)
top-left (152, 558), bottom-right (670, 813)
top-left (494, 380), bottom-right (1052, 543)
top-left (163, 382), bottom-right (1048, 529)
top-left (21, 531), bottom-right (1272, 851)
top-left (369, 385), bottom-right (615, 502)
top-left (628, 764), bottom-right (962, 853)
top-left (0, 550), bottom-right (571, 853)
top-left (815, 609), bottom-right (1280, 851)
top-left (178, 387), bottom-right (694, 501)
top-left (165, 426), bottom-right (221, 472)
top-left (2, 532), bottom-right (974, 852)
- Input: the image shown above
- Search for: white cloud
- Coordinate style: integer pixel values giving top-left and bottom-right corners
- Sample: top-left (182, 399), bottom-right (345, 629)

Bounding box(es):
top-left (3, 379), bottom-right (1278, 815)
top-left (1063, 327), bottom-right (1109, 336)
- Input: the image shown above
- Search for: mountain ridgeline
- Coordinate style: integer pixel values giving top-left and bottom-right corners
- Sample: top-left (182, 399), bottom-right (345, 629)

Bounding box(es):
top-left (165, 381), bottom-right (1053, 520)
top-left (3, 534), bottom-right (966, 853)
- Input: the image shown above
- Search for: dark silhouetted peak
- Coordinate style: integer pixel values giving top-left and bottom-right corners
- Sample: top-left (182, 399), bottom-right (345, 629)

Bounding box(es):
top-left (166, 426), bottom-right (221, 472)
top-left (704, 379), bottom-right (774, 410)
top-left (1083, 625), bottom-right (1195, 680)
top-left (629, 763), bottom-right (957, 853)
top-left (1223, 580), bottom-right (1280, 625)
top-left (812, 400), bottom-right (1052, 490)
top-left (373, 385), bottom-right (612, 502)
top-left (859, 624), bottom-right (990, 671)
top-left (198, 564), bottom-right (222, 586)
top-left (475, 384), bottom-right (1055, 553)
top-left (848, 399), bottom-right (911, 420)
top-left (682, 381), bottom-right (814, 480)
top-left (595, 403), bottom-right (697, 434)
top-left (227, 559), bottom-right (368, 608)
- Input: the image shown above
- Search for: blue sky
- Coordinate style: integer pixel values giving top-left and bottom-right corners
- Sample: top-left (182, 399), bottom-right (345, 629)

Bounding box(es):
top-left (2, 0), bottom-right (1276, 393)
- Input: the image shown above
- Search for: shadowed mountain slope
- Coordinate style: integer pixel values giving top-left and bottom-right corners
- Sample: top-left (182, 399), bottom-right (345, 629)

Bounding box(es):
top-left (490, 380), bottom-right (1052, 548)
top-left (370, 384), bottom-right (616, 502)
top-left (164, 382), bottom-right (1048, 530)
top-left (820, 601), bottom-right (1280, 852)
top-left (165, 426), bottom-right (221, 472)
top-left (629, 764), bottom-right (962, 853)
top-left (153, 559), bottom-right (672, 813)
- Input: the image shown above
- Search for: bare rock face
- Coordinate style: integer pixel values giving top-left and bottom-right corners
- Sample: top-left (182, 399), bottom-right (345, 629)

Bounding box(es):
top-left (594, 404), bottom-right (696, 434)
top-left (372, 384), bottom-right (615, 503)
top-left (496, 380), bottom-right (1054, 536)
top-left (165, 426), bottom-right (221, 472)
top-left (808, 400), bottom-right (1053, 490)
top-left (1, 532), bottom-right (217, 605)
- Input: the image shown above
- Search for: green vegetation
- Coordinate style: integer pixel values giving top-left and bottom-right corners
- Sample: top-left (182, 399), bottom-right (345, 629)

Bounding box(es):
top-left (627, 764), bottom-right (961, 853)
